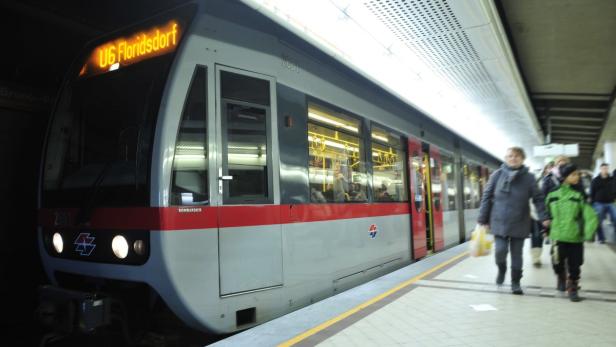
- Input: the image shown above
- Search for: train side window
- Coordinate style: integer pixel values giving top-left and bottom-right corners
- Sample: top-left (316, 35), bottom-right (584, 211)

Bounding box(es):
top-left (221, 71), bottom-right (270, 106)
top-left (170, 66), bottom-right (208, 206)
top-left (222, 103), bottom-right (270, 203)
top-left (470, 164), bottom-right (481, 208)
top-left (440, 153), bottom-right (456, 211)
top-left (411, 151), bottom-right (424, 212)
top-left (479, 167), bottom-right (488, 197)
top-left (371, 125), bottom-right (407, 202)
top-left (220, 71), bottom-right (273, 204)
top-left (463, 163), bottom-right (472, 209)
top-left (430, 155), bottom-right (442, 210)
top-left (463, 163), bottom-right (480, 209)
top-left (307, 103), bottom-right (367, 203)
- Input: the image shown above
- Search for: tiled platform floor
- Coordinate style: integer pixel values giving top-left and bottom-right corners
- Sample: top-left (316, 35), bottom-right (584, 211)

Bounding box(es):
top-left (212, 222), bottom-right (616, 347)
top-left (317, 241), bottom-right (616, 347)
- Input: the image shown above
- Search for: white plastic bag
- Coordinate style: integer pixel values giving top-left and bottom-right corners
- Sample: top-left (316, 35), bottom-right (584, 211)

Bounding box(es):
top-left (469, 225), bottom-right (493, 257)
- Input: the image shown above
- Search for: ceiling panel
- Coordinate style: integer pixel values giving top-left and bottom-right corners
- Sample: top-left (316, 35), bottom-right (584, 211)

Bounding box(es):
top-left (499, 0), bottom-right (616, 169)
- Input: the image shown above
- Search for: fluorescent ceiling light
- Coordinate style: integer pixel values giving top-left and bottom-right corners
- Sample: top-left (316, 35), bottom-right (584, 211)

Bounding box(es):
top-left (371, 134), bottom-right (389, 143)
top-left (308, 112), bottom-right (359, 133)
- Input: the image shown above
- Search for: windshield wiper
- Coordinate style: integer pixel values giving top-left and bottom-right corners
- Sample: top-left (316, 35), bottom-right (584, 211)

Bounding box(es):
top-left (76, 162), bottom-right (113, 226)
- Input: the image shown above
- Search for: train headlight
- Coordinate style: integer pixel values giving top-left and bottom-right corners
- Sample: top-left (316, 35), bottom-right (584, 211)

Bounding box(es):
top-left (112, 235), bottom-right (129, 259)
top-left (133, 240), bottom-right (146, 256)
top-left (52, 232), bottom-right (64, 254)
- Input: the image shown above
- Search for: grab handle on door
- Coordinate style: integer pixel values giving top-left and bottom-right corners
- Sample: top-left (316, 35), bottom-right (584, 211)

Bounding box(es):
top-left (219, 175), bottom-right (233, 181)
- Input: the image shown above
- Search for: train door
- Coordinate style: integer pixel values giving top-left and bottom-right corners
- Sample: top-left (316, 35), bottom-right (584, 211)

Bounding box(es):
top-left (462, 162), bottom-right (481, 239)
top-left (428, 145), bottom-right (444, 252)
top-left (421, 143), bottom-right (444, 254)
top-left (214, 65), bottom-right (283, 296)
top-left (422, 151), bottom-right (433, 253)
top-left (408, 137), bottom-right (426, 259)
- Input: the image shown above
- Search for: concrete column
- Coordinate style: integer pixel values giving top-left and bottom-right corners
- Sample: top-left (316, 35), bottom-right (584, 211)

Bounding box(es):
top-left (605, 142), bottom-right (616, 172)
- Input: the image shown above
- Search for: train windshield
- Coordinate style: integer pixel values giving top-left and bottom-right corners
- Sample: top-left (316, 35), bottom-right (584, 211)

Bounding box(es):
top-left (42, 55), bottom-right (173, 207)
top-left (41, 4), bottom-right (196, 208)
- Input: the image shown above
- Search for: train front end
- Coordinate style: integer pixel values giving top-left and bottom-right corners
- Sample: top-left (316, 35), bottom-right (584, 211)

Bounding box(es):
top-left (37, 4), bottom-right (203, 336)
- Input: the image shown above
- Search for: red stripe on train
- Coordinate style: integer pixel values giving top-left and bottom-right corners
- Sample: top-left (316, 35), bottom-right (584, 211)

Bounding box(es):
top-left (39, 203), bottom-right (409, 230)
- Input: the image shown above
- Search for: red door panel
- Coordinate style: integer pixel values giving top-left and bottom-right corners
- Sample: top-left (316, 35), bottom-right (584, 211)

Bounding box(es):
top-left (408, 137), bottom-right (426, 259)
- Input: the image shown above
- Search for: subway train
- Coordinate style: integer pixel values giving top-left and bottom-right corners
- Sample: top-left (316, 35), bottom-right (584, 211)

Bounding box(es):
top-left (37, 0), bottom-right (499, 337)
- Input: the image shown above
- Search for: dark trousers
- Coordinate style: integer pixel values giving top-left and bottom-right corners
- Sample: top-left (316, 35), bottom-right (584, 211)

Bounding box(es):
top-left (495, 236), bottom-right (525, 270)
top-left (551, 241), bottom-right (584, 280)
top-left (530, 220), bottom-right (543, 248)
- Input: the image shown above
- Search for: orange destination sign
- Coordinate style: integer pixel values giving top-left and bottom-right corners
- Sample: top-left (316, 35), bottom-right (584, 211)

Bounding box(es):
top-left (80, 20), bottom-right (181, 77)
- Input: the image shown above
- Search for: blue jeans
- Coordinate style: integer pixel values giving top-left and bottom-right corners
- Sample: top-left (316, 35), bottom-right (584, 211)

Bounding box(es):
top-left (592, 202), bottom-right (616, 242)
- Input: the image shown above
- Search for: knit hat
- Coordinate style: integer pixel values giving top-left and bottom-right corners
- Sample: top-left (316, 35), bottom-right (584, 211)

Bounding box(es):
top-left (559, 163), bottom-right (578, 180)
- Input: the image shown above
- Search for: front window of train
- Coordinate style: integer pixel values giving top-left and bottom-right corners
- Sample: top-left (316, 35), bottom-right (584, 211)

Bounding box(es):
top-left (42, 30), bottom-right (182, 207)
top-left (43, 56), bottom-right (173, 207)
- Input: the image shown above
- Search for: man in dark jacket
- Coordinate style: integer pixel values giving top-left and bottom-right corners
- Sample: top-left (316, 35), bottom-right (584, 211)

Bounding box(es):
top-left (590, 163), bottom-right (616, 243)
top-left (478, 147), bottom-right (550, 295)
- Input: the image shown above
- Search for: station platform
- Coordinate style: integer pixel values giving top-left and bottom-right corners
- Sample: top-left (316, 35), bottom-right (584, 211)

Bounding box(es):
top-left (212, 225), bottom-right (616, 347)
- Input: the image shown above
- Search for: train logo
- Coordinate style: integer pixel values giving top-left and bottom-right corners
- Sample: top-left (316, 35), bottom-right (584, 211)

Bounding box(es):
top-left (369, 224), bottom-right (378, 239)
top-left (74, 233), bottom-right (96, 256)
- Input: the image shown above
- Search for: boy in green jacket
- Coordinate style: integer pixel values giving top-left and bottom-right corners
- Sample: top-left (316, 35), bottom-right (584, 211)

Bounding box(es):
top-left (546, 163), bottom-right (598, 302)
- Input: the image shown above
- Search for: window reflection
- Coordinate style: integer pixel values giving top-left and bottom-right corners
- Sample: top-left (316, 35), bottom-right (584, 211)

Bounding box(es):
top-left (307, 104), bottom-right (366, 203)
top-left (430, 156), bottom-right (441, 210)
top-left (470, 165), bottom-right (480, 208)
top-left (225, 104), bottom-right (269, 202)
top-left (371, 126), bottom-right (407, 202)
top-left (171, 66), bottom-right (208, 205)
top-left (463, 163), bottom-right (481, 209)
top-left (412, 152), bottom-right (424, 212)
top-left (440, 153), bottom-right (456, 211)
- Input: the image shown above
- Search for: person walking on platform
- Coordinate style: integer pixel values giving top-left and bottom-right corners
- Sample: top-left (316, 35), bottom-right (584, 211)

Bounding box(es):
top-left (546, 164), bottom-right (598, 302)
top-left (478, 147), bottom-right (549, 295)
top-left (541, 155), bottom-right (586, 197)
top-left (541, 156), bottom-right (586, 248)
top-left (590, 163), bottom-right (616, 244)
top-left (530, 161), bottom-right (555, 266)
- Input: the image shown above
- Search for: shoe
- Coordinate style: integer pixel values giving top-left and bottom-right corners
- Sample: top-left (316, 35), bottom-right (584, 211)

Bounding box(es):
top-left (511, 269), bottom-right (523, 295)
top-left (496, 263), bottom-right (506, 285)
top-left (557, 272), bottom-right (566, 292)
top-left (599, 240), bottom-right (606, 244)
top-left (567, 279), bottom-right (581, 302)
top-left (531, 248), bottom-right (542, 267)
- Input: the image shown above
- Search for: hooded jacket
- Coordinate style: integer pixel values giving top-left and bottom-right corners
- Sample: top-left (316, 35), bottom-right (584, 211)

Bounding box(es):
top-left (546, 184), bottom-right (598, 242)
top-left (477, 164), bottom-right (547, 238)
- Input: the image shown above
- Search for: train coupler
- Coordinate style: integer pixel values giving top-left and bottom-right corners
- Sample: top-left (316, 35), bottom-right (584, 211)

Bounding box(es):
top-left (38, 285), bottom-right (112, 334)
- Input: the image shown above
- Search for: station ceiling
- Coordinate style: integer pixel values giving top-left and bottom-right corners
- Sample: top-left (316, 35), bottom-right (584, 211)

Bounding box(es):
top-left (2, 0), bottom-right (614, 169)
top-left (497, 0), bottom-right (616, 168)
